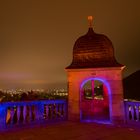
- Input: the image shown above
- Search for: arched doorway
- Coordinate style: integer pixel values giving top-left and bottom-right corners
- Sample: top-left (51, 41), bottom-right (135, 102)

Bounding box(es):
top-left (80, 78), bottom-right (110, 123)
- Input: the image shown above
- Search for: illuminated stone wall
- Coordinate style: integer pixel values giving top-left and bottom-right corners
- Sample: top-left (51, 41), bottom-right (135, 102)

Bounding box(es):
top-left (66, 67), bottom-right (125, 124)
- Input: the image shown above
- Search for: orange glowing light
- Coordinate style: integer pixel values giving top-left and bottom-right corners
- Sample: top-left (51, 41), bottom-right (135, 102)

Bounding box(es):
top-left (88, 16), bottom-right (93, 28)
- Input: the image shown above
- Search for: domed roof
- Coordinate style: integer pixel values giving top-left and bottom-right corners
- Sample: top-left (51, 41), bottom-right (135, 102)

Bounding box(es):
top-left (66, 23), bottom-right (123, 69)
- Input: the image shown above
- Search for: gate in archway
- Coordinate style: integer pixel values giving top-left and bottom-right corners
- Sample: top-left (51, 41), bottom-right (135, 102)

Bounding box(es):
top-left (80, 79), bottom-right (110, 122)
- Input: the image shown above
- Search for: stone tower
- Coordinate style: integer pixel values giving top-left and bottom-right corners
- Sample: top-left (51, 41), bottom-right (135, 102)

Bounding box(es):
top-left (65, 17), bottom-right (125, 124)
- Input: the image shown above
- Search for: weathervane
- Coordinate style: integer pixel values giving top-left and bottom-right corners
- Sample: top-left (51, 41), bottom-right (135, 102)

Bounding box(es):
top-left (88, 16), bottom-right (93, 28)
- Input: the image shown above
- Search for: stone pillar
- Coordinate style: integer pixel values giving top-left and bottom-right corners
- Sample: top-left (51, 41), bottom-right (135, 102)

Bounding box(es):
top-left (67, 71), bottom-right (80, 121)
top-left (109, 71), bottom-right (125, 124)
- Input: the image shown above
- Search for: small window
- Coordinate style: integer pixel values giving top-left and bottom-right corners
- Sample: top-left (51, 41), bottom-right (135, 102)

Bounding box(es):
top-left (83, 80), bottom-right (93, 99)
top-left (82, 80), bottom-right (103, 100)
top-left (84, 88), bottom-right (92, 99)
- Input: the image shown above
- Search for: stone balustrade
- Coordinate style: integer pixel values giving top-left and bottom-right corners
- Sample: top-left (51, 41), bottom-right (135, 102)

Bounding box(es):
top-left (124, 101), bottom-right (140, 124)
top-left (1, 99), bottom-right (140, 130)
top-left (0, 99), bottom-right (67, 130)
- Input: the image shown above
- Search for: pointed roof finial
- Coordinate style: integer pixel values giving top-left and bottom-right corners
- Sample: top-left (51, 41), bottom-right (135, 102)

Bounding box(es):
top-left (88, 16), bottom-right (93, 28)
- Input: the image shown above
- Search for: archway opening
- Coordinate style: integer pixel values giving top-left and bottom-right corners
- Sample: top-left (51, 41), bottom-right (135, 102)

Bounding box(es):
top-left (80, 78), bottom-right (110, 123)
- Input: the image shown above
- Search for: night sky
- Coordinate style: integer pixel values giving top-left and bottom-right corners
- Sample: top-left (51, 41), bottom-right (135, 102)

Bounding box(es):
top-left (0, 0), bottom-right (140, 89)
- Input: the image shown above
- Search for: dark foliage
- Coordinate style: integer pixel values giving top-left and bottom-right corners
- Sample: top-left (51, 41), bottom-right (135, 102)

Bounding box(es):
top-left (123, 70), bottom-right (140, 100)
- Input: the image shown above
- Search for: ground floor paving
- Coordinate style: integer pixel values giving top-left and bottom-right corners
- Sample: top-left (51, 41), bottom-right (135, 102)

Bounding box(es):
top-left (0, 121), bottom-right (140, 140)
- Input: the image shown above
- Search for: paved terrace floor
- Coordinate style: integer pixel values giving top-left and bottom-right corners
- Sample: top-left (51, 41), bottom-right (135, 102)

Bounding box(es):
top-left (0, 121), bottom-right (140, 140)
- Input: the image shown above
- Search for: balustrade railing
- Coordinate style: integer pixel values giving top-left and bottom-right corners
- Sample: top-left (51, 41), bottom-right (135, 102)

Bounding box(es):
top-left (124, 101), bottom-right (140, 124)
top-left (0, 99), bottom-right (67, 130)
top-left (1, 99), bottom-right (140, 129)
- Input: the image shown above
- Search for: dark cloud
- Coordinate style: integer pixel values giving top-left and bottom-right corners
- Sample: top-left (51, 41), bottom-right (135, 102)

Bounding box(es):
top-left (0, 0), bottom-right (140, 89)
